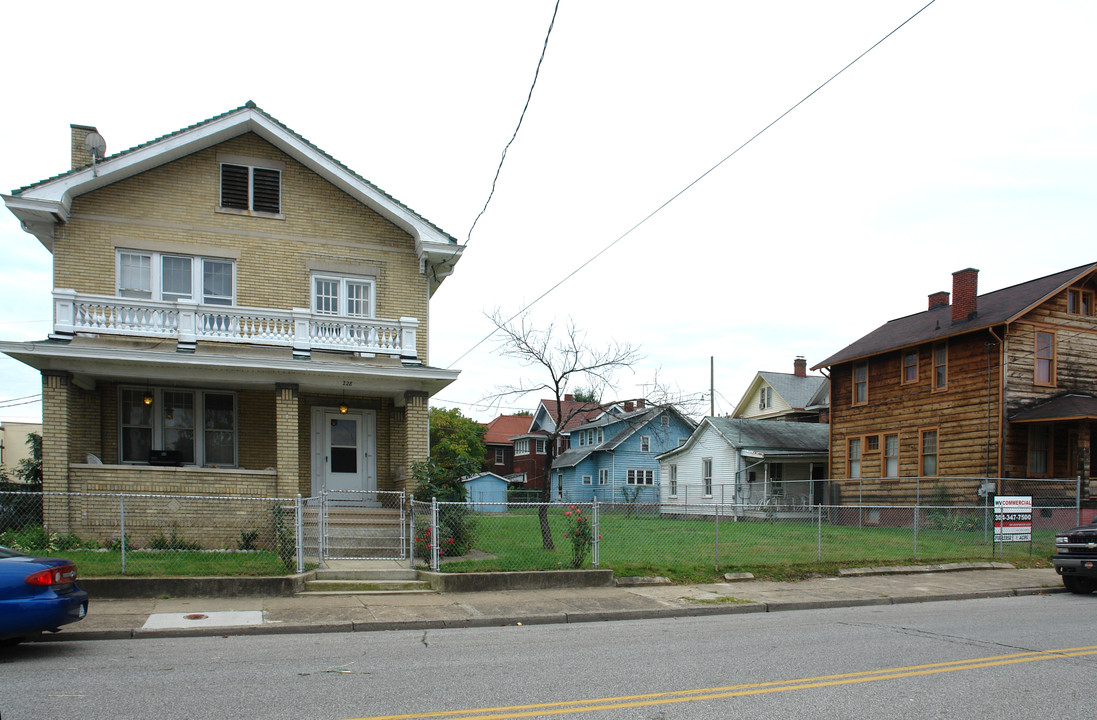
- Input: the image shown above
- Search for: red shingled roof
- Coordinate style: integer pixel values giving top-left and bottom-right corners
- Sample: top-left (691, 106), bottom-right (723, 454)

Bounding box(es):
top-left (482, 415), bottom-right (532, 444)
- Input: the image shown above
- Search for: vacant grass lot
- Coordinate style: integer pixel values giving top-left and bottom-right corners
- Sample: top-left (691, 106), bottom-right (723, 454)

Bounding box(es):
top-left (13, 508), bottom-right (1052, 581)
top-left (438, 509), bottom-right (1053, 582)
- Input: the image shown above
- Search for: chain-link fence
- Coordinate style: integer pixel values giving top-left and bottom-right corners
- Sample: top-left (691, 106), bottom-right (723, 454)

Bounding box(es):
top-left (412, 476), bottom-right (1091, 574)
top-left (0, 489), bottom-right (308, 576)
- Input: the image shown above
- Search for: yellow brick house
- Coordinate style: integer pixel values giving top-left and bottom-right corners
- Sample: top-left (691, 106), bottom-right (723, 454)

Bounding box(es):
top-left (0, 102), bottom-right (463, 542)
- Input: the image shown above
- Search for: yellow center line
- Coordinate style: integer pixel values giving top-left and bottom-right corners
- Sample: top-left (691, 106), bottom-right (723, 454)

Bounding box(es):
top-left (345, 645), bottom-right (1097, 720)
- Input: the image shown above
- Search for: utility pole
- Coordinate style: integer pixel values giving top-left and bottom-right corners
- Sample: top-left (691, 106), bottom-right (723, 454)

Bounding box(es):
top-left (710, 356), bottom-right (715, 417)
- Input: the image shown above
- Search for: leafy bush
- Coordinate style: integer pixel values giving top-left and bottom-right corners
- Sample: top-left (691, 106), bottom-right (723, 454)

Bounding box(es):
top-left (0, 482), bottom-right (42, 532)
top-left (147, 524), bottom-right (202, 551)
top-left (239, 530), bottom-right (259, 551)
top-left (563, 505), bottom-right (594, 568)
top-left (271, 504), bottom-right (296, 572)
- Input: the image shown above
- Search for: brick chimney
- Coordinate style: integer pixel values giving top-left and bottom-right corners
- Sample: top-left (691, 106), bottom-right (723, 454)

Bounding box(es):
top-left (564, 394), bottom-right (574, 402)
top-left (71, 124), bottom-right (99, 170)
top-left (624, 401), bottom-right (634, 412)
top-left (951, 268), bottom-right (979, 323)
top-left (636, 398), bottom-right (645, 409)
top-left (793, 356), bottom-right (807, 378)
top-left (928, 291), bottom-right (950, 310)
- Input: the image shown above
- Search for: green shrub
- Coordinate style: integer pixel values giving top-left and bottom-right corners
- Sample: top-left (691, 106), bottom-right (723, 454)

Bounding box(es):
top-left (239, 530), bottom-right (259, 551)
top-left (147, 524), bottom-right (202, 551)
top-left (563, 505), bottom-right (594, 568)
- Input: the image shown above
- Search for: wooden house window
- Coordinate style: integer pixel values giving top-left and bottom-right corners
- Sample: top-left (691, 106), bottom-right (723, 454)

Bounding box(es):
top-left (884, 434), bottom-right (899, 477)
top-left (920, 428), bottom-right (938, 477)
top-left (848, 438), bottom-right (862, 479)
top-left (1028, 426), bottom-right (1051, 476)
top-left (668, 464), bottom-right (678, 497)
top-left (494, 448), bottom-right (505, 465)
top-left (1068, 288), bottom-right (1093, 316)
top-left (853, 363), bottom-right (868, 406)
top-left (933, 343), bottom-right (947, 390)
top-left (1035, 331), bottom-right (1056, 386)
top-left (902, 350), bottom-right (918, 384)
top-left (599, 468), bottom-right (609, 485)
top-left (702, 458), bottom-right (713, 497)
top-left (627, 469), bottom-right (654, 486)
top-left (582, 475), bottom-right (592, 486)
top-left (640, 435), bottom-right (651, 452)
top-left (536, 439), bottom-right (546, 454)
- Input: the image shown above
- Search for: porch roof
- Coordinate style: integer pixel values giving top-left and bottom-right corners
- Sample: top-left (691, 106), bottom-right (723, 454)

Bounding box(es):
top-left (1010, 394), bottom-right (1097, 423)
top-left (0, 338), bottom-right (458, 400)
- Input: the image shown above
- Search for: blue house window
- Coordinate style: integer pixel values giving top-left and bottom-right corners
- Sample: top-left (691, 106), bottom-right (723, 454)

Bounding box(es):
top-left (598, 469), bottom-right (609, 485)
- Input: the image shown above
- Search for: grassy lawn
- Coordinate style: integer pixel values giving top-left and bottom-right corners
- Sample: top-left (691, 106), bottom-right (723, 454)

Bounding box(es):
top-left (438, 509), bottom-right (1054, 583)
top-left (22, 549), bottom-right (296, 577)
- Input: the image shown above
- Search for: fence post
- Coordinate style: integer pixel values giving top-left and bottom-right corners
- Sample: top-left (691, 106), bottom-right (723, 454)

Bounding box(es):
top-left (592, 498), bottom-right (599, 567)
top-left (817, 504), bottom-right (822, 562)
top-left (119, 493), bottom-right (127, 575)
top-left (408, 498), bottom-right (416, 567)
top-left (431, 497), bottom-right (440, 572)
top-left (1078, 476), bottom-right (1083, 528)
top-left (913, 480), bottom-right (921, 561)
top-left (295, 494), bottom-right (304, 574)
top-left (714, 491), bottom-right (720, 572)
top-left (319, 490), bottom-right (327, 562)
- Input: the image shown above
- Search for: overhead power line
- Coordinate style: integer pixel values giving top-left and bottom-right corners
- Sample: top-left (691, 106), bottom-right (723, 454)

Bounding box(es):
top-left (445, 0), bottom-right (938, 370)
top-left (465, 0), bottom-right (561, 247)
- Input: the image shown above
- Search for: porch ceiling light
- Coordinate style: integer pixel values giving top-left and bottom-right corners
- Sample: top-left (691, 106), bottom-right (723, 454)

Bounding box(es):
top-left (143, 391), bottom-right (154, 406)
top-left (339, 402), bottom-right (349, 414)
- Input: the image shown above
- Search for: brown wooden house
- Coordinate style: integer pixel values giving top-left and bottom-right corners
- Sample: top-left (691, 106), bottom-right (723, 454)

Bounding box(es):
top-left (814, 263), bottom-right (1097, 503)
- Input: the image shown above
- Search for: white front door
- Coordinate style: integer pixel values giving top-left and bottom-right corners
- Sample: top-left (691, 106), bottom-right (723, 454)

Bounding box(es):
top-left (313, 408), bottom-right (376, 502)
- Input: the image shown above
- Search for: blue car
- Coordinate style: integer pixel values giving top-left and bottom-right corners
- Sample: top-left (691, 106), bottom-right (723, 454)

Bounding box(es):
top-left (0, 545), bottom-right (89, 645)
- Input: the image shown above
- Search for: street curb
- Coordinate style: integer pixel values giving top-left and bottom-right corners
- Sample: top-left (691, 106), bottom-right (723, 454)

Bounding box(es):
top-left (35, 586), bottom-right (1065, 642)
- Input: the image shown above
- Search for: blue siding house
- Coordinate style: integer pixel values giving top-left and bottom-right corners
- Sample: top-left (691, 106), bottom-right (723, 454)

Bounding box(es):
top-left (551, 403), bottom-right (695, 503)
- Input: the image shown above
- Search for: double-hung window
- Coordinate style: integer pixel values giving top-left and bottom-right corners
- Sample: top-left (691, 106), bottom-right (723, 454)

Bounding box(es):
top-left (626, 469), bottom-right (654, 485)
top-left (220, 162), bottom-right (281, 214)
top-left (598, 468), bottom-right (609, 485)
top-left (120, 388), bottom-right (236, 466)
top-left (312, 274), bottom-right (375, 318)
top-left (902, 350), bottom-right (918, 384)
top-left (702, 458), bottom-right (713, 497)
top-left (933, 342), bottom-right (948, 390)
top-left (853, 363), bottom-right (868, 405)
top-left (117, 250), bottom-right (234, 306)
top-left (848, 438), bottom-right (862, 479)
top-left (640, 435), bottom-right (651, 452)
top-left (920, 428), bottom-right (938, 477)
top-left (1035, 330), bottom-right (1056, 386)
top-left (1068, 288), bottom-right (1093, 316)
top-left (884, 434), bottom-right (899, 477)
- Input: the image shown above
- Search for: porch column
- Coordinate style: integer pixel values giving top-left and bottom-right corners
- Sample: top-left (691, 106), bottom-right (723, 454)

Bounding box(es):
top-left (41, 370), bottom-right (72, 533)
top-left (275, 384), bottom-right (300, 498)
top-left (399, 390), bottom-right (429, 495)
top-left (1078, 421), bottom-right (1093, 496)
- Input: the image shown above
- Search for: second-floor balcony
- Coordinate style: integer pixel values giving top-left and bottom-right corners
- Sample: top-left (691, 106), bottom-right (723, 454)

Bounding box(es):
top-left (50, 289), bottom-right (419, 361)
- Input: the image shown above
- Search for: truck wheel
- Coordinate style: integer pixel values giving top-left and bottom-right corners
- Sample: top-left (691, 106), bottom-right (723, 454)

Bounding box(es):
top-left (1063, 576), bottom-right (1095, 594)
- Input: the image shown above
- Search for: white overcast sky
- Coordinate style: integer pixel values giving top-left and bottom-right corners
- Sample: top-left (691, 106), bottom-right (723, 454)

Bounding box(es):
top-left (1, 1), bottom-right (1096, 424)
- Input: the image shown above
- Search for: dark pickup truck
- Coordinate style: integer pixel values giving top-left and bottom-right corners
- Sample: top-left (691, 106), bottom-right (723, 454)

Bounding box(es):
top-left (1053, 521), bottom-right (1097, 594)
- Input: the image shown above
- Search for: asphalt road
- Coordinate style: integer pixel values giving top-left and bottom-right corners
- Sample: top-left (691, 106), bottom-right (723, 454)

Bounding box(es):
top-left (2, 593), bottom-right (1094, 720)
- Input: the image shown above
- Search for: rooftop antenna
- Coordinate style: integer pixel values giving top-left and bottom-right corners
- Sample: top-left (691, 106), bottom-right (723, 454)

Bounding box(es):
top-left (84, 131), bottom-right (106, 177)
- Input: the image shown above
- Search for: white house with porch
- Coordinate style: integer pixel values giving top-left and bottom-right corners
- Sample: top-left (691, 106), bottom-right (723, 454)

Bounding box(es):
top-left (656, 418), bottom-right (829, 512)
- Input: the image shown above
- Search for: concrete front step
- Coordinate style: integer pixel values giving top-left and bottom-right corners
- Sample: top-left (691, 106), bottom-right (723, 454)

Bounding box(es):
top-left (301, 579), bottom-right (434, 594)
top-left (315, 568), bottom-right (418, 581)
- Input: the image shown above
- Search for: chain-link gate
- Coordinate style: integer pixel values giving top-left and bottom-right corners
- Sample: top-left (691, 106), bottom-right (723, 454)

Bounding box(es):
top-left (306, 489), bottom-right (407, 562)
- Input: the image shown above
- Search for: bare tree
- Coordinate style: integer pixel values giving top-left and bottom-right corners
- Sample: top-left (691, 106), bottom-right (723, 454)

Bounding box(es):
top-left (485, 311), bottom-right (643, 549)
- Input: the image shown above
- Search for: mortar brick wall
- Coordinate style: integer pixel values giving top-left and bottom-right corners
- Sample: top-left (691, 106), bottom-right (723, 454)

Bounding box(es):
top-left (275, 384), bottom-right (300, 497)
top-left (53, 133), bottom-right (431, 360)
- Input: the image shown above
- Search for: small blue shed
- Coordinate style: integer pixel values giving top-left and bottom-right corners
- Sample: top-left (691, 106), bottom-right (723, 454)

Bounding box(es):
top-left (462, 472), bottom-right (511, 512)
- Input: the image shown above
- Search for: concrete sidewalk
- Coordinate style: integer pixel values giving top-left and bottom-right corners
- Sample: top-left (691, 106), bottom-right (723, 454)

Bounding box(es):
top-left (43, 565), bottom-right (1064, 642)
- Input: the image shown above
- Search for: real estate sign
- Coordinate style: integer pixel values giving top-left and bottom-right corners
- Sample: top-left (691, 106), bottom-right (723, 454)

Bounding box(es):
top-left (994, 495), bottom-right (1032, 543)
